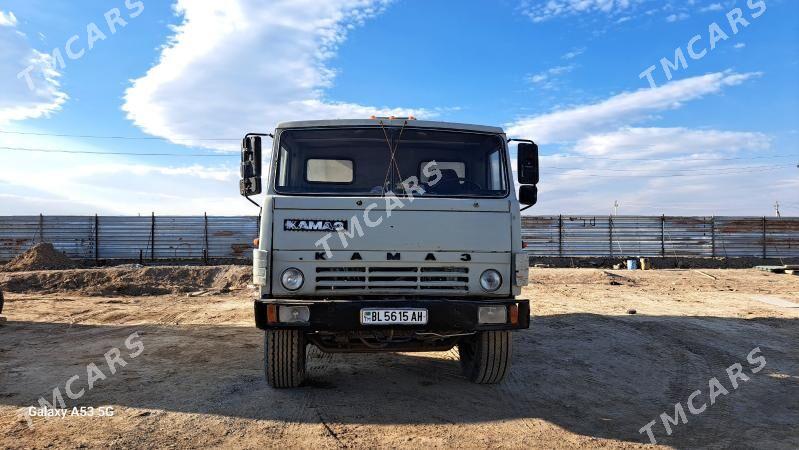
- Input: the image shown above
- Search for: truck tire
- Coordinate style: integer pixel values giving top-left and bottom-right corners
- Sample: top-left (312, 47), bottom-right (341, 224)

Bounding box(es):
top-left (264, 330), bottom-right (306, 388)
top-left (458, 331), bottom-right (512, 384)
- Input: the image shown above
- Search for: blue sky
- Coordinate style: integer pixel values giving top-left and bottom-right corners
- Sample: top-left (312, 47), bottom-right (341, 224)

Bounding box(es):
top-left (0, 0), bottom-right (797, 215)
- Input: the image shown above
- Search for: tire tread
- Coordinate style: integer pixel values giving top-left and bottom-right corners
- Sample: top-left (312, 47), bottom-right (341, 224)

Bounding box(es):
top-left (264, 329), bottom-right (305, 388)
top-left (459, 331), bottom-right (512, 384)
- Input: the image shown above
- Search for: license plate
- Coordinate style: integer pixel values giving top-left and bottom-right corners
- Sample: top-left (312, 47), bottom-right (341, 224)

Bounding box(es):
top-left (360, 308), bottom-right (428, 325)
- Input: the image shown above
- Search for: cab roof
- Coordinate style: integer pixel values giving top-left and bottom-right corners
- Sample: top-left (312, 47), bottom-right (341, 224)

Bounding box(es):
top-left (275, 119), bottom-right (505, 135)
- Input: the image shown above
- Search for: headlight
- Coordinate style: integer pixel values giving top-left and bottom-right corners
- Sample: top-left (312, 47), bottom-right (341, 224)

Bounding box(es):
top-left (480, 269), bottom-right (502, 292)
top-left (281, 268), bottom-right (304, 291)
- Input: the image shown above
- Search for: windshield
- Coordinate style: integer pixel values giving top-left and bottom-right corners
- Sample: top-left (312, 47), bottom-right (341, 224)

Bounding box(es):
top-left (274, 127), bottom-right (509, 197)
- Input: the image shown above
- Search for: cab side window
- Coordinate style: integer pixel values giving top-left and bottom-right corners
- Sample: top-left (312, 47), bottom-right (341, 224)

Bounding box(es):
top-left (487, 150), bottom-right (504, 191)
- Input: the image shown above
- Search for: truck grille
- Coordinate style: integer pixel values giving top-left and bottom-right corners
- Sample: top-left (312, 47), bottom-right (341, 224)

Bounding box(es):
top-left (315, 266), bottom-right (469, 294)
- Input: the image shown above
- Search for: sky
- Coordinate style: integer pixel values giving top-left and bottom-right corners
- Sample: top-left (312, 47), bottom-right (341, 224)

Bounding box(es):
top-left (0, 0), bottom-right (797, 216)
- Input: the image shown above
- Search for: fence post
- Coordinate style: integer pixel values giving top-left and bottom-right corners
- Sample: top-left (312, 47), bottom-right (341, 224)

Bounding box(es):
top-left (762, 216), bottom-right (767, 260)
top-left (150, 212), bottom-right (156, 261)
top-left (204, 212), bottom-right (209, 264)
top-left (609, 216), bottom-right (614, 257)
top-left (710, 216), bottom-right (716, 258)
top-left (38, 213), bottom-right (44, 243)
top-left (94, 214), bottom-right (99, 263)
top-left (661, 215), bottom-right (665, 257)
top-left (558, 215), bottom-right (563, 257)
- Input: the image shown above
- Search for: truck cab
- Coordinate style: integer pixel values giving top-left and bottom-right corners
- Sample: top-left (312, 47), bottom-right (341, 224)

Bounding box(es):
top-left (240, 118), bottom-right (539, 387)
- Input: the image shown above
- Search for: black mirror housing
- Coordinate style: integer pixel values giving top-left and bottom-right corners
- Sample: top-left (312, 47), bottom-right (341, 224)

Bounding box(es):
top-left (519, 185), bottom-right (537, 206)
top-left (240, 136), bottom-right (262, 196)
top-left (239, 177), bottom-right (261, 196)
top-left (517, 142), bottom-right (539, 185)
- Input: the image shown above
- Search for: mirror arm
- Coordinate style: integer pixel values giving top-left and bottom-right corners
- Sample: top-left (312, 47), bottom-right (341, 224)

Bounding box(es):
top-left (520, 204), bottom-right (534, 212)
top-left (243, 195), bottom-right (260, 208)
top-left (507, 138), bottom-right (535, 144)
top-left (244, 132), bottom-right (274, 140)
top-left (244, 194), bottom-right (262, 218)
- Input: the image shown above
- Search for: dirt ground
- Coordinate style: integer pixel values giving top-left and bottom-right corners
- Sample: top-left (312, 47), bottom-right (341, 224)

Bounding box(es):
top-left (1, 267), bottom-right (797, 449)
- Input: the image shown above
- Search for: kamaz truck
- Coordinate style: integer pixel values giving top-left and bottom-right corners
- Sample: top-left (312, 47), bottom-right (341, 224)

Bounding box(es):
top-left (239, 118), bottom-right (539, 387)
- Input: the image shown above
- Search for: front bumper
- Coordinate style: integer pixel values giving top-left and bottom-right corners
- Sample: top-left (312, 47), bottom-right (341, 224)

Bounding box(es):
top-left (254, 298), bottom-right (530, 332)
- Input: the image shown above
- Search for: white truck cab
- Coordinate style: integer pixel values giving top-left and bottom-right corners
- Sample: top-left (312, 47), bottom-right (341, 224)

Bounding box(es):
top-left (240, 118), bottom-right (539, 387)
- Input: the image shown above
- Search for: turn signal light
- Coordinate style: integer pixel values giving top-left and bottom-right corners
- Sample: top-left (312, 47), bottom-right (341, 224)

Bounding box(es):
top-left (509, 304), bottom-right (519, 326)
top-left (253, 238), bottom-right (260, 248)
top-left (266, 304), bottom-right (278, 324)
top-left (370, 116), bottom-right (416, 120)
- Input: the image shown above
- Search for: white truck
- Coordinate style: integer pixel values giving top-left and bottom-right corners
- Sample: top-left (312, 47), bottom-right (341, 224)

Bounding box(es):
top-left (240, 118), bottom-right (539, 387)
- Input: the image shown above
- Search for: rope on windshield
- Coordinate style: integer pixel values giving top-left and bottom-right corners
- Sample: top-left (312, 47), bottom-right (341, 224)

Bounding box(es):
top-left (378, 120), bottom-right (407, 195)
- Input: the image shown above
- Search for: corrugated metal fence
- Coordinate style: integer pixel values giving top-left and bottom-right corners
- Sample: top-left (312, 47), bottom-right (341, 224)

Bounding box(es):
top-left (522, 215), bottom-right (799, 258)
top-left (0, 215), bottom-right (258, 262)
top-left (0, 215), bottom-right (797, 262)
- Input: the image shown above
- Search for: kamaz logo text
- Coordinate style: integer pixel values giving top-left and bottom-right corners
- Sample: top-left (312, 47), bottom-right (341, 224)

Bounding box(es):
top-left (284, 219), bottom-right (347, 232)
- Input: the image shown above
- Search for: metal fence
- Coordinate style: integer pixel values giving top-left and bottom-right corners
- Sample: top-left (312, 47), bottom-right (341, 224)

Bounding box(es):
top-left (1, 215), bottom-right (797, 262)
top-left (0, 214), bottom-right (258, 262)
top-left (522, 215), bottom-right (799, 258)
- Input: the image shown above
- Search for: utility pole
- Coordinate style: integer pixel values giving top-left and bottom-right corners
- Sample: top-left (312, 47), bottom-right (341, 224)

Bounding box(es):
top-left (774, 201), bottom-right (781, 218)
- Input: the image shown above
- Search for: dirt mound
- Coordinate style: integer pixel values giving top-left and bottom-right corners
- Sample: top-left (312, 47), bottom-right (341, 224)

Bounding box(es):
top-left (0, 265), bottom-right (251, 296)
top-left (2, 243), bottom-right (78, 272)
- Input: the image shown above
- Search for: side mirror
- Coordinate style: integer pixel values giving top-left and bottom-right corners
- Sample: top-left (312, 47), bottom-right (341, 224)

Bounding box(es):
top-left (517, 142), bottom-right (539, 185)
top-left (240, 136), bottom-right (262, 196)
top-left (519, 185), bottom-right (537, 206)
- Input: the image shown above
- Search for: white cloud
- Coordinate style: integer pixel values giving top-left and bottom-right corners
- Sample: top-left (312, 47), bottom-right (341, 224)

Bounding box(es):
top-left (526, 64), bottom-right (575, 90)
top-left (0, 147), bottom-right (243, 215)
top-left (123, 0), bottom-right (426, 151)
top-left (572, 127), bottom-right (771, 157)
top-left (2, 0), bottom-right (430, 215)
top-left (699, 3), bottom-right (724, 13)
top-left (0, 128), bottom-right (249, 215)
top-left (530, 126), bottom-right (791, 215)
top-left (734, 42), bottom-right (746, 49)
top-left (0, 10), bottom-right (18, 26)
top-left (521, 0), bottom-right (647, 23)
top-left (506, 69), bottom-right (791, 215)
top-left (507, 71), bottom-right (761, 143)
top-left (666, 12), bottom-right (690, 22)
top-left (561, 47), bottom-right (585, 60)
top-left (0, 10), bottom-right (68, 124)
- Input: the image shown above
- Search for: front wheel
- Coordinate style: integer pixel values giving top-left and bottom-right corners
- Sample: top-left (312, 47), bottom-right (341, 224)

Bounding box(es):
top-left (458, 331), bottom-right (512, 384)
top-left (264, 330), bottom-right (306, 388)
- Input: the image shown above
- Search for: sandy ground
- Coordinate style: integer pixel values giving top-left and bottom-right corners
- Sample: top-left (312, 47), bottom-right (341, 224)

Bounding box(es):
top-left (1, 268), bottom-right (798, 449)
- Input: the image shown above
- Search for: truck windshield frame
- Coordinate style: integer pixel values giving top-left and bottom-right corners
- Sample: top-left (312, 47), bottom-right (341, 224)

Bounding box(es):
top-left (271, 126), bottom-right (511, 199)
